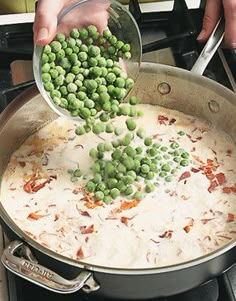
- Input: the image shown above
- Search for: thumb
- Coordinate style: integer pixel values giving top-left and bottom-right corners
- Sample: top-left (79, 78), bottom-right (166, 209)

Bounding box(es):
top-left (33, 0), bottom-right (64, 46)
top-left (197, 0), bottom-right (221, 42)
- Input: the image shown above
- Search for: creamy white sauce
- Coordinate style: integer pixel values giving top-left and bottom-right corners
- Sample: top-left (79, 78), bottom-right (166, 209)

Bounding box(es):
top-left (1, 104), bottom-right (236, 268)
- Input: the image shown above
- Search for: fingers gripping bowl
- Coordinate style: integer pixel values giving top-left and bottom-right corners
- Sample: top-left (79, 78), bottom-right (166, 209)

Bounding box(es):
top-left (33, 0), bottom-right (142, 120)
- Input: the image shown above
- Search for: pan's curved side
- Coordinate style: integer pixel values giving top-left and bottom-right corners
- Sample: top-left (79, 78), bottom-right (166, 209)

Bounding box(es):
top-left (0, 63), bottom-right (235, 299)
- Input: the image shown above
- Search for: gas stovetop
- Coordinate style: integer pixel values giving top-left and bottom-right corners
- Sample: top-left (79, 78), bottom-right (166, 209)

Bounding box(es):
top-left (0, 1), bottom-right (236, 300)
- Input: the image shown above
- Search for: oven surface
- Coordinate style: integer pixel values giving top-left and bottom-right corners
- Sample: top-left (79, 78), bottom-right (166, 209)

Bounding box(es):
top-left (0, 1), bottom-right (235, 300)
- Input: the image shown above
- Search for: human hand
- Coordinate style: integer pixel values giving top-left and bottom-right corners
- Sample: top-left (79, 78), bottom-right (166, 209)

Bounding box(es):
top-left (197, 0), bottom-right (236, 48)
top-left (33, 0), bottom-right (109, 46)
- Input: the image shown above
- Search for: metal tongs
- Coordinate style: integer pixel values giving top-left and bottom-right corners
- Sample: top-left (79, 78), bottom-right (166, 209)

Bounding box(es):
top-left (191, 17), bottom-right (225, 75)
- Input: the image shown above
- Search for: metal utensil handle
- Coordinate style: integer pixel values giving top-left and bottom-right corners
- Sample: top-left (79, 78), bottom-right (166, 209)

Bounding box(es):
top-left (191, 17), bottom-right (225, 75)
top-left (1, 240), bottom-right (99, 294)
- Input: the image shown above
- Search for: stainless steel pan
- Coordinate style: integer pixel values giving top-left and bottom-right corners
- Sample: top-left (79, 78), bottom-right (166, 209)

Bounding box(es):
top-left (0, 17), bottom-right (235, 300)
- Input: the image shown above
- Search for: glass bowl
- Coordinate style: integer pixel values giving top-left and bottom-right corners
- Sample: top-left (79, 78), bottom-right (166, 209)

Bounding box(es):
top-left (33, 0), bottom-right (142, 120)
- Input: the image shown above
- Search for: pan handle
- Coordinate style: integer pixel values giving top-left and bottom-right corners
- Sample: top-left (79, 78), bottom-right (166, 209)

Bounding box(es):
top-left (1, 240), bottom-right (100, 294)
top-left (191, 17), bottom-right (225, 75)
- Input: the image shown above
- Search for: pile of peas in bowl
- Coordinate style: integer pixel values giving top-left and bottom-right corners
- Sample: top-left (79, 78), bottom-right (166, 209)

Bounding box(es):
top-left (33, 0), bottom-right (142, 122)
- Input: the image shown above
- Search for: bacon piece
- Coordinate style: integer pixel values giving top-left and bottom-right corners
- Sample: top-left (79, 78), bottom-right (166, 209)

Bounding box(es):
top-left (183, 218), bottom-right (194, 233)
top-left (208, 180), bottom-right (218, 193)
top-left (191, 167), bottom-right (200, 173)
top-left (183, 226), bottom-right (191, 233)
top-left (27, 212), bottom-right (45, 220)
top-left (54, 214), bottom-right (59, 221)
top-left (24, 230), bottom-right (37, 239)
top-left (158, 115), bottom-right (168, 125)
top-left (79, 210), bottom-right (91, 217)
top-left (227, 213), bottom-right (234, 223)
top-left (159, 230), bottom-right (173, 238)
top-left (201, 218), bottom-right (215, 224)
top-left (84, 200), bottom-right (103, 209)
top-left (178, 171), bottom-right (191, 182)
top-left (169, 118), bottom-right (176, 125)
top-left (76, 247), bottom-right (84, 259)
top-left (19, 161), bottom-right (26, 168)
top-left (120, 200), bottom-right (140, 210)
top-left (23, 174), bottom-right (54, 194)
top-left (106, 208), bottom-right (122, 220)
top-left (215, 173), bottom-right (226, 185)
top-left (80, 225), bottom-right (94, 234)
top-left (121, 217), bottom-right (129, 226)
top-left (32, 178), bottom-right (52, 192)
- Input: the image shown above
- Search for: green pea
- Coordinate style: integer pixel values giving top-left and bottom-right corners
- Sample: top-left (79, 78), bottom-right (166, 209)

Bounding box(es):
top-left (92, 123), bottom-right (105, 135)
top-left (44, 82), bottom-right (54, 92)
top-left (75, 126), bottom-right (86, 136)
top-left (160, 146), bottom-right (168, 152)
top-left (43, 45), bottom-right (51, 54)
top-left (129, 96), bottom-right (139, 105)
top-left (59, 98), bottom-right (68, 108)
top-left (178, 131), bottom-right (185, 136)
top-left (161, 164), bottom-right (171, 172)
top-left (50, 41), bottom-right (62, 52)
top-left (123, 157), bottom-right (135, 171)
top-left (122, 44), bottom-right (131, 53)
top-left (141, 164), bottom-right (150, 174)
top-left (103, 28), bottom-right (111, 38)
top-left (133, 191), bottom-right (143, 200)
top-left (104, 195), bottom-right (113, 204)
top-left (165, 176), bottom-right (173, 182)
top-left (104, 143), bottom-right (112, 151)
top-left (97, 143), bottom-right (106, 153)
top-left (80, 44), bottom-right (88, 52)
top-left (50, 90), bottom-right (61, 99)
top-left (125, 78), bottom-right (134, 89)
top-left (126, 119), bottom-right (136, 131)
top-left (95, 191), bottom-right (104, 201)
top-left (110, 188), bottom-right (120, 199)
top-left (70, 28), bottom-right (80, 39)
top-left (60, 58), bottom-right (71, 70)
top-left (78, 51), bottom-right (88, 62)
top-left (137, 111), bottom-right (144, 117)
top-left (88, 45), bottom-right (100, 57)
top-left (66, 37), bottom-right (76, 48)
top-left (73, 169), bottom-right (82, 177)
top-left (159, 171), bottom-right (167, 178)
top-left (173, 157), bottom-right (181, 163)
top-left (123, 52), bottom-right (132, 60)
top-left (107, 178), bottom-right (118, 189)
top-left (67, 83), bottom-right (77, 93)
top-left (56, 33), bottom-right (66, 43)
top-left (77, 91), bottom-right (87, 101)
top-left (144, 137), bottom-right (152, 146)
top-left (125, 186), bottom-right (133, 196)
top-left (125, 146), bottom-right (136, 158)
top-left (84, 79), bottom-right (98, 91)
top-left (41, 63), bottom-right (50, 73)
top-left (136, 128), bottom-right (146, 139)
top-left (105, 123), bottom-right (114, 133)
top-left (106, 72), bottom-right (116, 84)
top-left (42, 73), bottom-right (51, 83)
top-left (145, 182), bottom-right (155, 193)
top-left (120, 106), bottom-right (130, 116)
top-left (48, 52), bottom-right (56, 62)
top-left (60, 41), bottom-right (67, 50)
top-left (89, 148), bottom-right (98, 158)
top-left (113, 127), bottom-right (122, 136)
top-left (170, 142), bottom-right (180, 149)
top-left (181, 152), bottom-right (190, 159)
top-left (180, 159), bottom-right (189, 167)
top-left (79, 107), bottom-right (91, 120)
top-left (84, 99), bottom-right (95, 109)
